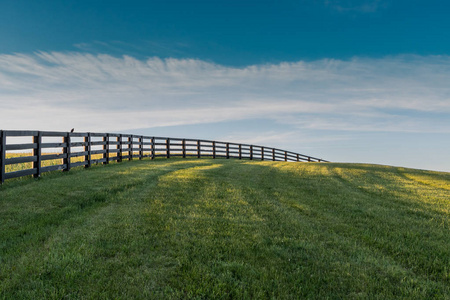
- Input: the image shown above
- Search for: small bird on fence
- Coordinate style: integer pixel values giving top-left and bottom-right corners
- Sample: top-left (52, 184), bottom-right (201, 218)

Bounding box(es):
top-left (70, 128), bottom-right (74, 133)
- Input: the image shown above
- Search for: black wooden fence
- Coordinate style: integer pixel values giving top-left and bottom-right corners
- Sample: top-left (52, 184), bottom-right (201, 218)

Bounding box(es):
top-left (0, 130), bottom-right (328, 184)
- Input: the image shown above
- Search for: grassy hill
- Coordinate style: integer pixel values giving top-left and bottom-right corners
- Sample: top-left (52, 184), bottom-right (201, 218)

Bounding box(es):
top-left (0, 159), bottom-right (449, 299)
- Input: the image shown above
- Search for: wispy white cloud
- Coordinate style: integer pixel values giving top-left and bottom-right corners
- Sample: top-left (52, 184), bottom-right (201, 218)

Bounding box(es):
top-left (0, 51), bottom-right (449, 135)
top-left (324, 0), bottom-right (388, 13)
top-left (74, 40), bottom-right (192, 58)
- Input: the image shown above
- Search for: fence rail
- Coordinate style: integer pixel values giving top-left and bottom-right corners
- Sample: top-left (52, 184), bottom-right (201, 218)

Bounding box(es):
top-left (0, 130), bottom-right (328, 184)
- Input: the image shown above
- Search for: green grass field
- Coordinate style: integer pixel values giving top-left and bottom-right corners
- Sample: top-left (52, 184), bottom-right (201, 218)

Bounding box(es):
top-left (0, 159), bottom-right (449, 299)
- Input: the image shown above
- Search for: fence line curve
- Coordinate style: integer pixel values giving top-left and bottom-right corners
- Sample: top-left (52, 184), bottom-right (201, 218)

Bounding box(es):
top-left (0, 130), bottom-right (329, 184)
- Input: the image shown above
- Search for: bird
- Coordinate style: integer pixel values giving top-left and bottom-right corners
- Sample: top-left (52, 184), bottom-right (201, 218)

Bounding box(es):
top-left (70, 128), bottom-right (74, 133)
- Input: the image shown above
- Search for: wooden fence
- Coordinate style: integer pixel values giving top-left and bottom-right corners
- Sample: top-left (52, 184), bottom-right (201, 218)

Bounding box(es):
top-left (0, 130), bottom-right (328, 184)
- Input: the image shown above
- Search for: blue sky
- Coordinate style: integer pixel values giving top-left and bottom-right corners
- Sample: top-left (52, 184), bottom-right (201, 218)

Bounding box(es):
top-left (2, 0), bottom-right (450, 64)
top-left (1, 0), bottom-right (449, 171)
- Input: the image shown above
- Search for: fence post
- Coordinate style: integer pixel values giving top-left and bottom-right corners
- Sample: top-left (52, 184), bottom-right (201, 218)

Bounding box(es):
top-left (151, 137), bottom-right (155, 160)
top-left (250, 145), bottom-right (253, 160)
top-left (308, 157), bottom-right (311, 162)
top-left (261, 147), bottom-right (264, 161)
top-left (297, 154), bottom-right (299, 162)
top-left (102, 135), bottom-right (107, 165)
top-left (0, 130), bottom-right (5, 184)
top-left (285, 151), bottom-right (287, 162)
top-left (239, 144), bottom-right (242, 159)
top-left (226, 143), bottom-right (230, 159)
top-left (105, 134), bottom-right (110, 164)
top-left (63, 132), bottom-right (71, 171)
top-left (182, 139), bottom-right (186, 158)
top-left (128, 136), bottom-right (132, 161)
top-left (85, 133), bottom-right (91, 168)
top-left (197, 140), bottom-right (201, 158)
top-left (118, 135), bottom-right (122, 163)
top-left (166, 138), bottom-right (170, 158)
top-left (212, 141), bottom-right (216, 159)
top-left (139, 136), bottom-right (143, 160)
top-left (272, 148), bottom-right (275, 161)
top-left (33, 131), bottom-right (42, 178)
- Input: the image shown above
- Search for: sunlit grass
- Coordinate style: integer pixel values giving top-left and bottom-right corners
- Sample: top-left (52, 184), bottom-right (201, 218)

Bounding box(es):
top-left (4, 151), bottom-right (194, 174)
top-left (4, 152), bottom-right (105, 173)
top-left (0, 159), bottom-right (449, 298)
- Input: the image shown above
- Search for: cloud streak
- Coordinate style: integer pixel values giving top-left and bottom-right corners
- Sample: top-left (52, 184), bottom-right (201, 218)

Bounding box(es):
top-left (324, 0), bottom-right (388, 13)
top-left (0, 51), bottom-right (449, 135)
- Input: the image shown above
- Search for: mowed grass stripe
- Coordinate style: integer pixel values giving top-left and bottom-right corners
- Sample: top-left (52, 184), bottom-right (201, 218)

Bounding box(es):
top-left (0, 159), bottom-right (449, 299)
top-left (1, 160), bottom-right (212, 298)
